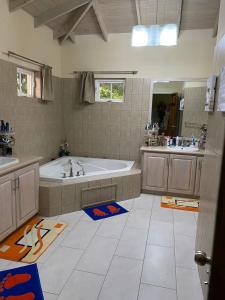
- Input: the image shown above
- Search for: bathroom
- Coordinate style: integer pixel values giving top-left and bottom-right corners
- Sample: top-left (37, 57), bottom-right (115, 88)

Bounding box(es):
top-left (0, 0), bottom-right (225, 299)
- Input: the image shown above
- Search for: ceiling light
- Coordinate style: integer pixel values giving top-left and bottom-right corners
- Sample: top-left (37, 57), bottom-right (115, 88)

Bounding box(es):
top-left (131, 24), bottom-right (178, 47)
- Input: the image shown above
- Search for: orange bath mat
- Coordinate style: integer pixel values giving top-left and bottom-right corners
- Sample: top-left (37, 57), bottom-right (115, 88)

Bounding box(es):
top-left (0, 217), bottom-right (67, 263)
top-left (161, 196), bottom-right (199, 212)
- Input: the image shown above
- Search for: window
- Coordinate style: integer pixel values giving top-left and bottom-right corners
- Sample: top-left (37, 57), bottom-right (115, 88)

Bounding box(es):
top-left (95, 79), bottom-right (125, 102)
top-left (17, 67), bottom-right (34, 98)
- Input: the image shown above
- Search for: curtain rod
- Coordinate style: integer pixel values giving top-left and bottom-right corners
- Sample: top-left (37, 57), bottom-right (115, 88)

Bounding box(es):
top-left (73, 70), bottom-right (138, 75)
top-left (2, 51), bottom-right (52, 69)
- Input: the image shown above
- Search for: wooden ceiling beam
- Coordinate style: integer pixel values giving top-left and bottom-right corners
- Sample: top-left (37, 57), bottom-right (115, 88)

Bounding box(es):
top-left (177, 0), bottom-right (183, 37)
top-left (9, 0), bottom-right (34, 12)
top-left (92, 0), bottom-right (108, 41)
top-left (135, 0), bottom-right (141, 25)
top-left (34, 0), bottom-right (89, 28)
top-left (212, 7), bottom-right (220, 37)
top-left (59, 1), bottom-right (93, 44)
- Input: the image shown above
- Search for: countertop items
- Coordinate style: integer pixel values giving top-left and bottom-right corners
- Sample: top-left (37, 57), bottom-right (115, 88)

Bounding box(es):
top-left (140, 146), bottom-right (205, 156)
top-left (0, 156), bottom-right (42, 177)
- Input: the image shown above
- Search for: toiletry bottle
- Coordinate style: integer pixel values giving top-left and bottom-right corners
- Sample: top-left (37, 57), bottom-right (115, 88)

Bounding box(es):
top-left (176, 136), bottom-right (179, 146)
top-left (192, 135), bottom-right (196, 146)
top-left (5, 122), bottom-right (9, 133)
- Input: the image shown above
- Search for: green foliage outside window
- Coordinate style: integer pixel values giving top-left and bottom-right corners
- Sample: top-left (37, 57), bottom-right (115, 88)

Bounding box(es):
top-left (99, 82), bottom-right (124, 101)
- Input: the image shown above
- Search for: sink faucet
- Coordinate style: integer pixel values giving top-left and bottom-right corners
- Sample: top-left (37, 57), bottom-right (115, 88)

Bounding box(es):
top-left (76, 161), bottom-right (85, 176)
top-left (68, 159), bottom-right (74, 177)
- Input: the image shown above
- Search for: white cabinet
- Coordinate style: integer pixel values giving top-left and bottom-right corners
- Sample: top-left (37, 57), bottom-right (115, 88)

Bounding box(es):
top-left (0, 173), bottom-right (16, 241)
top-left (142, 151), bottom-right (202, 197)
top-left (15, 164), bottom-right (39, 227)
top-left (0, 163), bottom-right (39, 242)
top-left (142, 153), bottom-right (169, 192)
top-left (168, 154), bottom-right (197, 195)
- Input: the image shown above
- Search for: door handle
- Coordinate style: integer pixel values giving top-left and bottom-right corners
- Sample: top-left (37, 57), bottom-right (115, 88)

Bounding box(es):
top-left (195, 251), bottom-right (212, 266)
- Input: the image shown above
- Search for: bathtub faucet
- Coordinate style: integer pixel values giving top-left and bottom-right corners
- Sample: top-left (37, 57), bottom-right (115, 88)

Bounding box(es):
top-left (76, 161), bottom-right (85, 176)
top-left (68, 159), bottom-right (74, 177)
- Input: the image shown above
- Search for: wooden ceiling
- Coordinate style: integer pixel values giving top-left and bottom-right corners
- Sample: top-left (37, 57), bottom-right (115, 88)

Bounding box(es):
top-left (8, 0), bottom-right (220, 44)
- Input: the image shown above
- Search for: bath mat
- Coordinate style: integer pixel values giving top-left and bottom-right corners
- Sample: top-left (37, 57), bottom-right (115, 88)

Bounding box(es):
top-left (0, 264), bottom-right (44, 300)
top-left (0, 217), bottom-right (67, 263)
top-left (161, 196), bottom-right (199, 212)
top-left (83, 202), bottom-right (128, 221)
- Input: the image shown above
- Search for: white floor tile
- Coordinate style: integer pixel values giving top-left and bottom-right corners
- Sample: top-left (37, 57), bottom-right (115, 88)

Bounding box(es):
top-left (138, 284), bottom-right (177, 300)
top-left (77, 235), bottom-right (118, 275)
top-left (133, 194), bottom-right (154, 210)
top-left (151, 206), bottom-right (174, 223)
top-left (175, 234), bottom-right (197, 270)
top-left (57, 211), bottom-right (83, 230)
top-left (126, 209), bottom-right (151, 229)
top-left (39, 246), bottom-right (83, 294)
top-left (0, 259), bottom-right (11, 271)
top-left (58, 270), bottom-right (104, 300)
top-left (43, 292), bottom-right (58, 300)
top-left (148, 221), bottom-right (174, 247)
top-left (116, 227), bottom-right (148, 260)
top-left (96, 214), bottom-right (127, 239)
top-left (99, 256), bottom-right (142, 300)
top-left (176, 267), bottom-right (203, 300)
top-left (142, 245), bottom-right (176, 289)
top-left (61, 220), bottom-right (100, 249)
top-left (118, 198), bottom-right (134, 210)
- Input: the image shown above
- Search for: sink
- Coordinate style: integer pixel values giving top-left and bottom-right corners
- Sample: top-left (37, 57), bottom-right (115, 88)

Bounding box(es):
top-left (0, 157), bottom-right (19, 169)
top-left (167, 146), bottom-right (200, 152)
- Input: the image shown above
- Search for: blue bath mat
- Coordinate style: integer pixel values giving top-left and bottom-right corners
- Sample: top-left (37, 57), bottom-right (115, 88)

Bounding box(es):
top-left (83, 202), bottom-right (128, 221)
top-left (0, 263), bottom-right (44, 299)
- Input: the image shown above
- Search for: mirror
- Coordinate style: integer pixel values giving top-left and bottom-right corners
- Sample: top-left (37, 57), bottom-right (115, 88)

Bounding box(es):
top-left (151, 80), bottom-right (208, 138)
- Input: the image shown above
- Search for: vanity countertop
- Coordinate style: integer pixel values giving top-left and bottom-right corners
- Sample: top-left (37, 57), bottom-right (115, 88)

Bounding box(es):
top-left (140, 146), bottom-right (205, 156)
top-left (0, 156), bottom-right (42, 177)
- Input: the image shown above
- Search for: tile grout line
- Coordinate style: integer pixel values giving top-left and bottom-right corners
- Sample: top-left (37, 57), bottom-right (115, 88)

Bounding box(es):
top-left (173, 209), bottom-right (179, 300)
top-left (136, 197), bottom-right (154, 300)
top-left (96, 198), bottom-right (135, 300)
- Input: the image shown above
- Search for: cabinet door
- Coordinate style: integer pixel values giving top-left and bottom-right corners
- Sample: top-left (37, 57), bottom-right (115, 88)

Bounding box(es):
top-left (142, 152), bottom-right (169, 191)
top-left (0, 173), bottom-right (16, 242)
top-left (194, 157), bottom-right (204, 197)
top-left (15, 163), bottom-right (39, 227)
top-left (168, 154), bottom-right (197, 195)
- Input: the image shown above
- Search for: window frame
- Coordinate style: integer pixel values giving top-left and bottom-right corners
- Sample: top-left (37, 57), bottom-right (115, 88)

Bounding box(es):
top-left (95, 79), bottom-right (125, 103)
top-left (17, 67), bottom-right (35, 98)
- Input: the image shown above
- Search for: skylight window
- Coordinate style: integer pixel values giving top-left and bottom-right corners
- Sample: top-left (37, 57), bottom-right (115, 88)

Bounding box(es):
top-left (132, 24), bottom-right (178, 47)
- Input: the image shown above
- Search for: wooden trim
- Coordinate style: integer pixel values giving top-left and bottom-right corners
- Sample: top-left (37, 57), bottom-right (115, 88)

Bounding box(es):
top-left (60, 1), bottom-right (93, 43)
top-left (34, 0), bottom-right (89, 28)
top-left (135, 0), bottom-right (141, 25)
top-left (9, 0), bottom-right (34, 12)
top-left (177, 0), bottom-right (183, 37)
top-left (208, 139), bottom-right (225, 299)
top-left (92, 0), bottom-right (108, 42)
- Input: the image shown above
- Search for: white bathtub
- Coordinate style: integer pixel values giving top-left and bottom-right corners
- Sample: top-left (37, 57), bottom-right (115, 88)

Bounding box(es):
top-left (40, 156), bottom-right (135, 183)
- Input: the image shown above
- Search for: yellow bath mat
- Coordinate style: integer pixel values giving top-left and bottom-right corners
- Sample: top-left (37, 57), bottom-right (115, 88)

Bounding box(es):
top-left (161, 196), bottom-right (199, 212)
top-left (0, 217), bottom-right (67, 263)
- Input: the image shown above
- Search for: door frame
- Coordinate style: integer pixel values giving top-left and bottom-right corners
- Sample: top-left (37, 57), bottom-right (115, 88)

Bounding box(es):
top-left (208, 139), bottom-right (225, 299)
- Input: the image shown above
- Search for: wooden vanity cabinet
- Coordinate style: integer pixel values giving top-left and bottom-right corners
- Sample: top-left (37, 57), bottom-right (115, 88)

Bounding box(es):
top-left (0, 173), bottom-right (16, 241)
top-left (142, 152), bottom-right (169, 192)
top-left (142, 150), bottom-right (203, 197)
top-left (0, 163), bottom-right (39, 242)
top-left (194, 157), bottom-right (204, 197)
top-left (15, 164), bottom-right (39, 227)
top-left (167, 154), bottom-right (197, 195)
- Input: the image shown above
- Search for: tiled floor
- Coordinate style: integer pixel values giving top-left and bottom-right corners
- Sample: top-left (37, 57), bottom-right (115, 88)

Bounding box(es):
top-left (0, 194), bottom-right (203, 300)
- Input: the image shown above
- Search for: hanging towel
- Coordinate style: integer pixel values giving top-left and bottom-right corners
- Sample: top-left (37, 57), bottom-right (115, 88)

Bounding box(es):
top-left (79, 71), bottom-right (95, 104)
top-left (41, 65), bottom-right (54, 101)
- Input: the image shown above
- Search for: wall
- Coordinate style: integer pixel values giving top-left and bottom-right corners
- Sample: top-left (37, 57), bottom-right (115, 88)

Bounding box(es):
top-left (0, 59), bottom-right (64, 162)
top-left (181, 87), bottom-right (208, 138)
top-left (61, 30), bottom-right (215, 79)
top-left (0, 0), bottom-right (61, 77)
top-left (62, 78), bottom-right (151, 161)
top-left (153, 82), bottom-right (184, 94)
